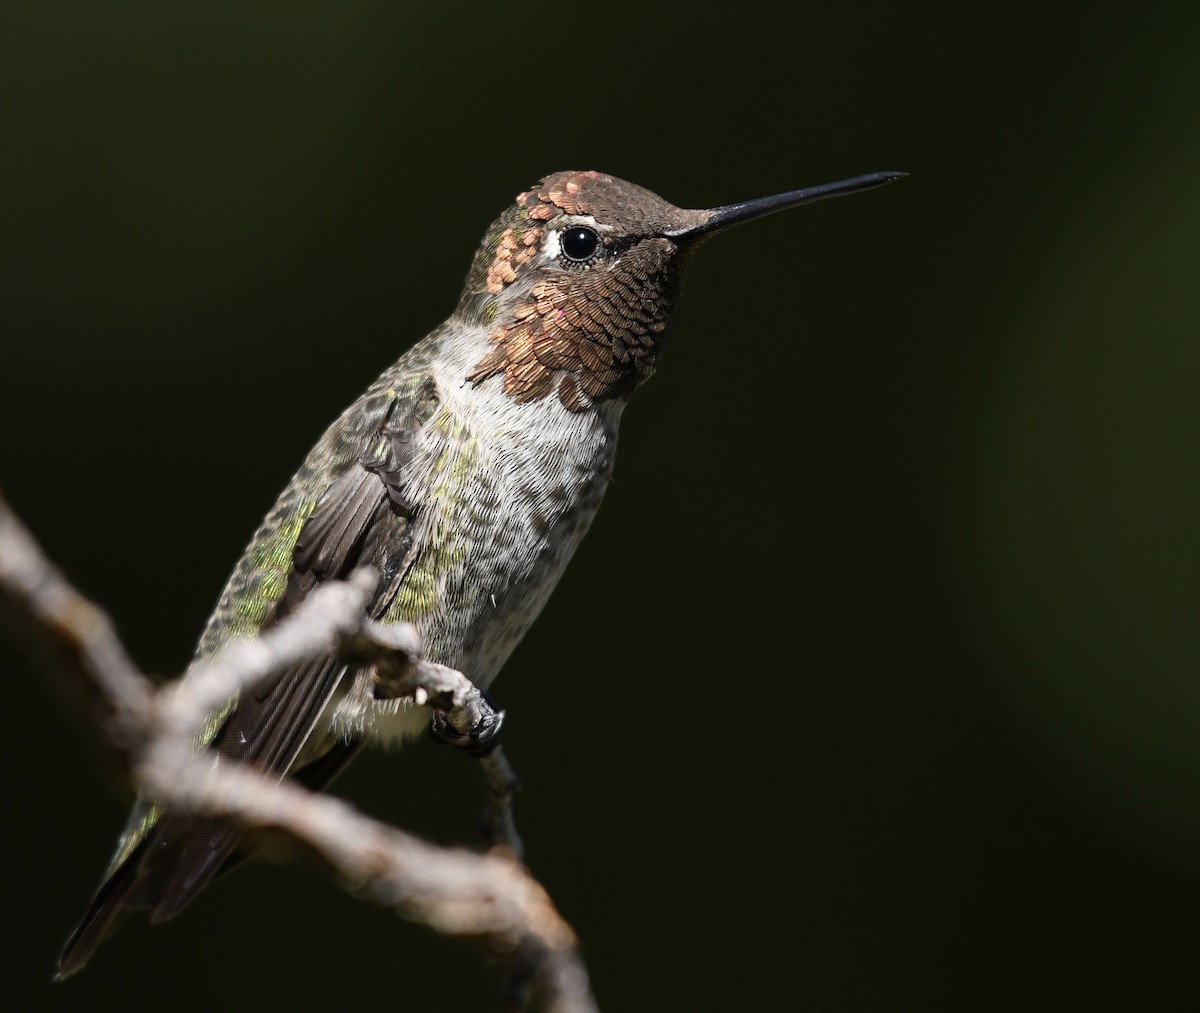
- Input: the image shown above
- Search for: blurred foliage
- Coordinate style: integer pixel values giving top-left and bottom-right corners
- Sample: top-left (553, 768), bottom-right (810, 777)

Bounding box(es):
top-left (3, 1), bottom-right (1199, 1009)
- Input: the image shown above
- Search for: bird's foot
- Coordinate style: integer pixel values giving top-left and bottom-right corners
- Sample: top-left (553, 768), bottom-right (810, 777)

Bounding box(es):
top-left (428, 691), bottom-right (505, 757)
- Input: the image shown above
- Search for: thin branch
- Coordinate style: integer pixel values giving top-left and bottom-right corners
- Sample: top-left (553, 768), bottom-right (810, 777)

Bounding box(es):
top-left (0, 491), bottom-right (153, 744)
top-left (159, 569), bottom-right (382, 740)
top-left (0, 491), bottom-right (597, 1013)
top-left (479, 748), bottom-right (526, 861)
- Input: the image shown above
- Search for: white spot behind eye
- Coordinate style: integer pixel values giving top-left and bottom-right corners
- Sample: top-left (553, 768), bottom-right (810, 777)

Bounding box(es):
top-left (540, 214), bottom-right (606, 263)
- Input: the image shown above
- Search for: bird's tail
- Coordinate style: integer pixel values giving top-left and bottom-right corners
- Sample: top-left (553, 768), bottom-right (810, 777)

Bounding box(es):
top-left (55, 837), bottom-right (150, 980)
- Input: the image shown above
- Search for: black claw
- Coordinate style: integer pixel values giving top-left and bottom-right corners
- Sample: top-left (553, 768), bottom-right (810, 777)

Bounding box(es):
top-left (428, 702), bottom-right (506, 757)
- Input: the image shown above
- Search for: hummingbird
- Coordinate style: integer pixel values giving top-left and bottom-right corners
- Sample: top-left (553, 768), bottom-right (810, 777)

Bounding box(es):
top-left (56, 167), bottom-right (904, 977)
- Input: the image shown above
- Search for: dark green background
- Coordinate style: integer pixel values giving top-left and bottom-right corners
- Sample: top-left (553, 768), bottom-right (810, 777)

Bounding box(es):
top-left (4, 1), bottom-right (1199, 1008)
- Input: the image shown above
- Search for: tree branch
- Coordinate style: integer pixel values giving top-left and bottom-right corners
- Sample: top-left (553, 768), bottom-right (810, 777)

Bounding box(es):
top-left (0, 491), bottom-right (597, 1013)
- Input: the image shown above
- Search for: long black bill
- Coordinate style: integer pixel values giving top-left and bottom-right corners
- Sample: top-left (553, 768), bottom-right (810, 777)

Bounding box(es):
top-left (668, 170), bottom-right (907, 240)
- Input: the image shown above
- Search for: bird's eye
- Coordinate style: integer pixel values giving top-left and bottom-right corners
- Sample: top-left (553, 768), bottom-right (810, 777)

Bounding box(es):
top-left (560, 226), bottom-right (600, 264)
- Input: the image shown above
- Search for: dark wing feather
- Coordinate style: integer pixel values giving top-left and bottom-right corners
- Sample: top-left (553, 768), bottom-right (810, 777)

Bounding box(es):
top-left (148, 476), bottom-right (406, 918)
top-left (148, 425), bottom-right (430, 918)
top-left (57, 375), bottom-right (441, 975)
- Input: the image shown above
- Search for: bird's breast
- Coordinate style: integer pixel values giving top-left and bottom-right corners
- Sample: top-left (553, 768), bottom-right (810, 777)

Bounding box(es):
top-left (384, 367), bottom-right (623, 691)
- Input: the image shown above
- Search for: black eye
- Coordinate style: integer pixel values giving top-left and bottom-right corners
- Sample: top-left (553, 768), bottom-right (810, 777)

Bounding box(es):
top-left (560, 226), bottom-right (600, 263)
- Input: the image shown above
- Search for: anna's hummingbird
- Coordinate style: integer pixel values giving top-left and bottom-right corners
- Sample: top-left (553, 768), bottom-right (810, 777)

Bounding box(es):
top-left (56, 168), bottom-right (904, 976)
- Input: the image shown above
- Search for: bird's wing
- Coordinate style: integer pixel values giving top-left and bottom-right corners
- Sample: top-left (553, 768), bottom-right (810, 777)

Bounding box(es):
top-left (57, 371), bottom-right (444, 975)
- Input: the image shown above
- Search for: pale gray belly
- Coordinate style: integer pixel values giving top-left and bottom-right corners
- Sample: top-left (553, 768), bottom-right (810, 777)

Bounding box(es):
top-left (451, 464), bottom-right (612, 687)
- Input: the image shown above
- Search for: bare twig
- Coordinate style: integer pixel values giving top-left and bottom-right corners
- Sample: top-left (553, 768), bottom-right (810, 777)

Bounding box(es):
top-left (0, 492), bottom-right (153, 746)
top-left (160, 569), bottom-right (382, 740)
top-left (480, 747), bottom-right (526, 860)
top-left (0, 491), bottom-right (597, 1013)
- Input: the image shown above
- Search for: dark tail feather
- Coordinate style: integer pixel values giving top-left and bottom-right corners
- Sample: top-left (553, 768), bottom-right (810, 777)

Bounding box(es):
top-left (150, 819), bottom-right (242, 923)
top-left (56, 739), bottom-right (363, 976)
top-left (57, 817), bottom-right (238, 975)
top-left (55, 838), bottom-right (151, 980)
top-left (149, 739), bottom-right (362, 922)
